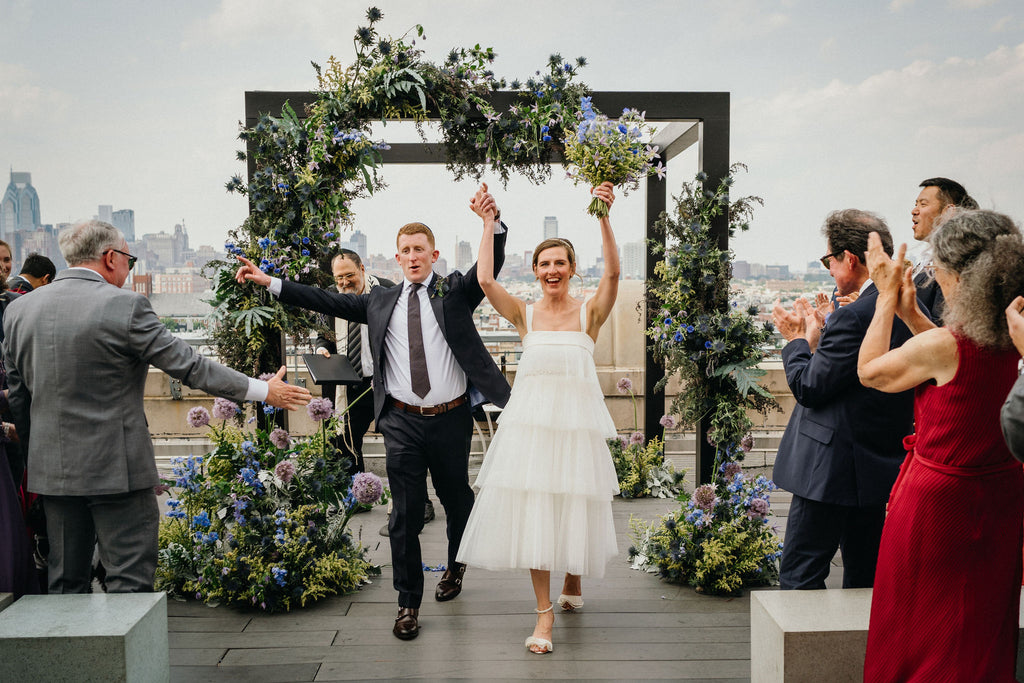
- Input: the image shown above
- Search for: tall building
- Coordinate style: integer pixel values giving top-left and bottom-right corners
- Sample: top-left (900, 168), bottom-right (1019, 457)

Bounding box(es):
top-left (454, 239), bottom-right (473, 272)
top-left (339, 229), bottom-right (368, 259)
top-left (543, 216), bottom-right (558, 240)
top-left (1, 170), bottom-right (41, 241)
top-left (622, 241), bottom-right (646, 280)
top-left (96, 205), bottom-right (113, 224)
top-left (112, 209), bottom-right (136, 241)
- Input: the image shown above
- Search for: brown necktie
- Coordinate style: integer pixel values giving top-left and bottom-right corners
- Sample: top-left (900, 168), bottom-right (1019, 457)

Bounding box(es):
top-left (408, 283), bottom-right (430, 398)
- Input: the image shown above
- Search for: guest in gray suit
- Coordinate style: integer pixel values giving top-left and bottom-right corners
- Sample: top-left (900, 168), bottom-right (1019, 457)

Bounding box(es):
top-left (2, 220), bottom-right (312, 594)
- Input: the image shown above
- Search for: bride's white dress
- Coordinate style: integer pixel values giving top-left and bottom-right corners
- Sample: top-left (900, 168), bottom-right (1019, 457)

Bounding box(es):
top-left (457, 302), bottom-right (619, 577)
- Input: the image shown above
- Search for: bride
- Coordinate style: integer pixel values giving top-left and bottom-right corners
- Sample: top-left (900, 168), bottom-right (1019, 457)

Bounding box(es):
top-left (457, 182), bottom-right (621, 654)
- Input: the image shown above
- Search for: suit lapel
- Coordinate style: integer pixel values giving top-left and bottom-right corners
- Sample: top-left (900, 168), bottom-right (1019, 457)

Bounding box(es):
top-left (373, 285), bottom-right (404, 359)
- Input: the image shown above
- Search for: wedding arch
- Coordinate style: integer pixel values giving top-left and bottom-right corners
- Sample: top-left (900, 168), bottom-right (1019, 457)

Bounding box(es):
top-left (240, 88), bottom-right (731, 485)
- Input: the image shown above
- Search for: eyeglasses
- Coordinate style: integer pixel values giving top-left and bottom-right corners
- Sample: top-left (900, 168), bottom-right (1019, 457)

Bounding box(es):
top-left (820, 250), bottom-right (844, 269)
top-left (333, 274), bottom-right (359, 283)
top-left (105, 248), bottom-right (137, 270)
top-left (922, 264), bottom-right (948, 278)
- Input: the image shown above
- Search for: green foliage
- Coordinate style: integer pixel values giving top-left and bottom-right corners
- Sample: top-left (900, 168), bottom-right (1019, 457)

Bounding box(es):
top-left (609, 436), bottom-right (685, 499)
top-left (213, 7), bottom-right (605, 374)
top-left (155, 404), bottom-right (384, 611)
top-left (646, 163), bottom-right (778, 454)
top-left (629, 467), bottom-right (782, 595)
top-left (631, 164), bottom-right (783, 594)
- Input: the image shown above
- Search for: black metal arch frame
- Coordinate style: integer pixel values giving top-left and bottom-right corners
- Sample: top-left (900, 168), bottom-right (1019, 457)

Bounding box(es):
top-left (245, 90), bottom-right (730, 485)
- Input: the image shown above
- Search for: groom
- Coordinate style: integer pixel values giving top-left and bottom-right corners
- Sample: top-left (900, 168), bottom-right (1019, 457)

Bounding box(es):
top-left (235, 185), bottom-right (511, 639)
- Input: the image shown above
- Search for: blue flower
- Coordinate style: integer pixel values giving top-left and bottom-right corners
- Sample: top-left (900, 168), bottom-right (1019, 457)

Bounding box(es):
top-left (542, 135), bottom-right (551, 142)
top-left (301, 237), bottom-right (310, 244)
top-left (271, 567), bottom-right (288, 587)
top-left (673, 331), bottom-right (684, 343)
top-left (704, 341), bottom-right (713, 349)
top-left (618, 123), bottom-right (628, 135)
top-left (257, 237), bottom-right (271, 249)
top-left (192, 510), bottom-right (211, 529)
top-left (301, 249), bottom-right (310, 256)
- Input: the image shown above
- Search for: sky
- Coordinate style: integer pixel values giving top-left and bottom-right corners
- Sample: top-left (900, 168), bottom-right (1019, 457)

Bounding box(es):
top-left (2, 0), bottom-right (1023, 271)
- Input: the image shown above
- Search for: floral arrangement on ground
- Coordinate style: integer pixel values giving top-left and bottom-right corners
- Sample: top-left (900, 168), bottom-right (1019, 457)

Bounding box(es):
top-left (155, 396), bottom-right (385, 612)
top-left (629, 164), bottom-right (783, 595)
top-left (610, 376), bottom-right (685, 499)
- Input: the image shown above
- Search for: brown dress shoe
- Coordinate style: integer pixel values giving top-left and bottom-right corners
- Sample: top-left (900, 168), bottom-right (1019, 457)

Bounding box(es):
top-left (434, 562), bottom-right (466, 601)
top-left (393, 607), bottom-right (419, 640)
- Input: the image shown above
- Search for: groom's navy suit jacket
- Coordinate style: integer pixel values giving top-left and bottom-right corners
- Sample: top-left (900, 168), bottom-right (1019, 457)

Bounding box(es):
top-left (278, 228), bottom-right (511, 419)
top-left (772, 284), bottom-right (916, 508)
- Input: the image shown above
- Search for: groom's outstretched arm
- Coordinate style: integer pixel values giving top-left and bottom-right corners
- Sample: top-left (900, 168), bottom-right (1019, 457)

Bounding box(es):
top-left (235, 256), bottom-right (369, 323)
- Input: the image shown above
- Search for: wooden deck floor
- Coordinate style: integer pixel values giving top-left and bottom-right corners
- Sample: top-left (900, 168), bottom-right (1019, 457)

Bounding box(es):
top-left (167, 488), bottom-right (834, 682)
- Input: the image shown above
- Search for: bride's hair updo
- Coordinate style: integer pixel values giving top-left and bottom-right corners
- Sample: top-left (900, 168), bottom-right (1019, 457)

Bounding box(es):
top-left (532, 238), bottom-right (577, 274)
top-left (932, 208), bottom-right (1024, 349)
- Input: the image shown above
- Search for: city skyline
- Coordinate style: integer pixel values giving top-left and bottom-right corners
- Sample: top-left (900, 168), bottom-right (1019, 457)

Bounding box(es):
top-left (3, 2), bottom-right (1022, 270)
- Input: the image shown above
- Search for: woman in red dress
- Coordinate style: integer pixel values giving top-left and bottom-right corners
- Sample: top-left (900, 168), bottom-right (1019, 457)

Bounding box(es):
top-left (858, 209), bottom-right (1024, 682)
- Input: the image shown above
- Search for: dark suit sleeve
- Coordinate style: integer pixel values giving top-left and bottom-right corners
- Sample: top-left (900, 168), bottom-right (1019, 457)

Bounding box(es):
top-left (914, 273), bottom-right (943, 324)
top-left (3, 340), bottom-right (31, 455)
top-left (279, 280), bottom-right (370, 324)
top-left (1001, 374), bottom-right (1024, 463)
top-left (461, 221), bottom-right (508, 309)
top-left (783, 304), bottom-right (866, 409)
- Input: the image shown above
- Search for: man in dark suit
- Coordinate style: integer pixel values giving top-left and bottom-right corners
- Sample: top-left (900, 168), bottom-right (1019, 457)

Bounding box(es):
top-left (7, 253), bottom-right (56, 294)
top-left (911, 177), bottom-right (978, 324)
top-left (772, 210), bottom-right (916, 590)
top-left (313, 249), bottom-right (395, 477)
top-left (3, 220), bottom-right (311, 593)
top-left (235, 184), bottom-right (511, 639)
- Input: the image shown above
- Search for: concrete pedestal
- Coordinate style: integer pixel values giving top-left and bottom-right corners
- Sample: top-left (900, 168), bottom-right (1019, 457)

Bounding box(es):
top-left (751, 588), bottom-right (872, 683)
top-left (0, 592), bottom-right (168, 682)
top-left (0, 593), bottom-right (12, 612)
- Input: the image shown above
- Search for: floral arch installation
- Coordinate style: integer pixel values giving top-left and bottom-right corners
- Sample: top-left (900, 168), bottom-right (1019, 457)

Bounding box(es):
top-left (244, 90), bottom-right (730, 485)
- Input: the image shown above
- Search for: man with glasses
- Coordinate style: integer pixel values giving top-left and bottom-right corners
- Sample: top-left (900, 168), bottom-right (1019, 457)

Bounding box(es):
top-left (2, 220), bottom-right (312, 593)
top-left (911, 178), bottom-right (978, 323)
top-left (771, 210), bottom-right (916, 591)
top-left (314, 250), bottom-right (395, 477)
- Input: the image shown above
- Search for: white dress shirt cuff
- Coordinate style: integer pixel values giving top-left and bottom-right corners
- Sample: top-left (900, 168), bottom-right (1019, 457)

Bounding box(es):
top-left (245, 378), bottom-right (269, 402)
top-left (494, 220), bottom-right (506, 234)
top-left (268, 277), bottom-right (282, 297)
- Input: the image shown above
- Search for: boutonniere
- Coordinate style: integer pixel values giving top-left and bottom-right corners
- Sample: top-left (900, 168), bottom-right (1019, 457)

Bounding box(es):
top-left (432, 275), bottom-right (450, 298)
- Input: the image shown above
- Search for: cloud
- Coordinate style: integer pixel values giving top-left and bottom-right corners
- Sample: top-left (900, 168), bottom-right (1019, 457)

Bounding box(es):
top-left (731, 41), bottom-right (1024, 268)
top-left (182, 0), bottom-right (366, 49)
top-left (950, 0), bottom-right (998, 8)
top-left (991, 15), bottom-right (1021, 32)
top-left (0, 63), bottom-right (71, 123)
top-left (889, 0), bottom-right (915, 11)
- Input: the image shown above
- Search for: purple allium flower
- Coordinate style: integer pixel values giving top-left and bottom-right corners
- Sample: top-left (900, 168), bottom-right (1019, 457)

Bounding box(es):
top-left (187, 406), bottom-right (210, 428)
top-left (692, 484), bottom-right (717, 512)
top-left (747, 497), bottom-right (771, 520)
top-left (274, 460), bottom-right (296, 483)
top-left (659, 414), bottom-right (677, 429)
top-left (630, 431), bottom-right (645, 446)
top-left (269, 428), bottom-right (290, 450)
top-left (258, 372), bottom-right (276, 381)
top-left (723, 462), bottom-right (744, 481)
top-left (618, 436), bottom-right (630, 449)
top-left (213, 398), bottom-right (240, 421)
top-left (307, 397), bottom-right (334, 421)
top-left (617, 377), bottom-right (633, 394)
top-left (351, 472), bottom-right (384, 505)
top-left (740, 433), bottom-right (755, 453)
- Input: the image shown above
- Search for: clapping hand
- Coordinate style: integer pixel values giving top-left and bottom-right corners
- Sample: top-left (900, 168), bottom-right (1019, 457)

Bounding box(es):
top-left (772, 297), bottom-right (817, 343)
top-left (470, 182), bottom-right (498, 221)
top-left (813, 292), bottom-right (834, 327)
top-left (1006, 297), bottom-right (1024, 358)
top-left (234, 255), bottom-right (272, 288)
top-left (866, 232), bottom-right (907, 301)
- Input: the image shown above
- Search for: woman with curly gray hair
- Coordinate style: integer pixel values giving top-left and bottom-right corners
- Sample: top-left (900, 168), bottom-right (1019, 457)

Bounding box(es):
top-left (856, 209), bottom-right (1024, 681)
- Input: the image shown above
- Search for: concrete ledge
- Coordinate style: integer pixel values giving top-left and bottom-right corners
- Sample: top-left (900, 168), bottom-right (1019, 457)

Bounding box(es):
top-left (752, 589), bottom-right (1024, 682)
top-left (0, 594), bottom-right (12, 613)
top-left (0, 592), bottom-right (169, 683)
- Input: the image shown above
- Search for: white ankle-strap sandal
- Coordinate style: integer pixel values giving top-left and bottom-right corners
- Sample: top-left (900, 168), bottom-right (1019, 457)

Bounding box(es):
top-left (557, 593), bottom-right (583, 611)
top-left (525, 604), bottom-right (554, 654)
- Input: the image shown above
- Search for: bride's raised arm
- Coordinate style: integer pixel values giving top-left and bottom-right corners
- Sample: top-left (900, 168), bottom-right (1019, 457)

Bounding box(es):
top-left (585, 182), bottom-right (620, 337)
top-left (471, 183), bottom-right (527, 335)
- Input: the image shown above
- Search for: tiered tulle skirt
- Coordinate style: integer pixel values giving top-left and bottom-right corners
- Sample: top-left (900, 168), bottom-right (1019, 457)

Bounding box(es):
top-left (457, 331), bottom-right (619, 577)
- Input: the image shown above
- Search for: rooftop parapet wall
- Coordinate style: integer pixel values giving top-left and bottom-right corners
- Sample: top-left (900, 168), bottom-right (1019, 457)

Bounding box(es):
top-left (143, 280), bottom-right (793, 436)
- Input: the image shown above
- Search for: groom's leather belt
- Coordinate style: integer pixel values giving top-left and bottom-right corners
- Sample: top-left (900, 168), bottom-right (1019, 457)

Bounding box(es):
top-left (389, 395), bottom-right (468, 416)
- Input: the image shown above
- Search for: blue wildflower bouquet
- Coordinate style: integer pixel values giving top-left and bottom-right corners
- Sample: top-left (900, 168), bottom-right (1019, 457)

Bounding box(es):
top-left (562, 95), bottom-right (661, 218)
top-left (629, 461), bottom-right (782, 595)
top-left (156, 397), bottom-right (386, 612)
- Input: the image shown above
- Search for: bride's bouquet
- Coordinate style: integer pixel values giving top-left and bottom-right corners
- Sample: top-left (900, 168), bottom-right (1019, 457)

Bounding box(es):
top-left (563, 95), bottom-right (661, 218)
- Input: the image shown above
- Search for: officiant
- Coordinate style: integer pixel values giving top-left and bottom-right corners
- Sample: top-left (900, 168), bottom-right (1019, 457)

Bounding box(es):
top-left (314, 249), bottom-right (395, 476)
